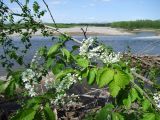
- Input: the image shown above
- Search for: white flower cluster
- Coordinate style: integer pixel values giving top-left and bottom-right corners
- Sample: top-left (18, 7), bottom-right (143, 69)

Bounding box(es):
top-left (79, 37), bottom-right (122, 64)
top-left (79, 37), bottom-right (94, 56)
top-left (100, 52), bottom-right (122, 64)
top-left (43, 72), bottom-right (55, 89)
top-left (153, 92), bottom-right (160, 108)
top-left (53, 73), bottom-right (82, 105)
top-left (31, 50), bottom-right (41, 69)
top-left (22, 69), bottom-right (37, 97)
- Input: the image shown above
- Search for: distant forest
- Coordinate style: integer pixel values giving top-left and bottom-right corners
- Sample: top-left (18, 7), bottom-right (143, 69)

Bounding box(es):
top-left (46, 20), bottom-right (160, 30)
top-left (110, 20), bottom-right (160, 30)
top-left (2, 20), bottom-right (160, 30)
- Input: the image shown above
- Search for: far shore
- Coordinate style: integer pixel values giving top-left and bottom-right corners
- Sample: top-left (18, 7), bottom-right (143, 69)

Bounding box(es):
top-left (7, 26), bottom-right (160, 37)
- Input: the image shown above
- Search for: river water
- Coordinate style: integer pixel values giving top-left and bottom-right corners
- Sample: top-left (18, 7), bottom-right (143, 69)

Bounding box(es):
top-left (0, 31), bottom-right (160, 76)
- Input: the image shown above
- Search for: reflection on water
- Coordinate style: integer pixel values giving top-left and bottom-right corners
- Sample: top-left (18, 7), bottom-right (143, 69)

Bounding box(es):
top-left (0, 32), bottom-right (160, 75)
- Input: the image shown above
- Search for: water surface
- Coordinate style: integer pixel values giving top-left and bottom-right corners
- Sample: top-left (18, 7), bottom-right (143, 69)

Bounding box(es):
top-left (0, 32), bottom-right (160, 75)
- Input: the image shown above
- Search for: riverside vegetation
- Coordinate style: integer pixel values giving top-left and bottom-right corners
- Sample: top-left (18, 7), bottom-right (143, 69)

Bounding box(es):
top-left (0, 0), bottom-right (160, 120)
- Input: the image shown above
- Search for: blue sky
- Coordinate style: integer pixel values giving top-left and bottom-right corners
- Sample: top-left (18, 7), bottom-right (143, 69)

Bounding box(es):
top-left (6, 0), bottom-right (160, 23)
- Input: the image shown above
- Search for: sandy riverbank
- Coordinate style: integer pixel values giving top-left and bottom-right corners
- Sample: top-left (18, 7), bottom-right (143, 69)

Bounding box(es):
top-left (57, 26), bottom-right (134, 36)
top-left (9, 26), bottom-right (135, 36)
top-left (6, 26), bottom-right (160, 37)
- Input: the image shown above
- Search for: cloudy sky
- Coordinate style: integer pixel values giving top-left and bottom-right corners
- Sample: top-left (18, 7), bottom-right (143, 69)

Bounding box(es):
top-left (5, 0), bottom-right (160, 23)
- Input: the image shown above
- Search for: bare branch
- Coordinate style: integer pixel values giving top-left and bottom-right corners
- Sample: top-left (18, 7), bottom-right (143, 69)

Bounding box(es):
top-left (41, 0), bottom-right (82, 44)
top-left (42, 0), bottom-right (58, 30)
top-left (81, 25), bottom-right (88, 39)
top-left (131, 71), bottom-right (154, 85)
top-left (44, 24), bottom-right (82, 44)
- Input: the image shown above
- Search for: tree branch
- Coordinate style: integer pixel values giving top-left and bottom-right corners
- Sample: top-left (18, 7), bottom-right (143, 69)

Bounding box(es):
top-left (81, 25), bottom-right (88, 39)
top-left (131, 71), bottom-right (154, 85)
top-left (42, 0), bottom-right (58, 30)
top-left (130, 80), bottom-right (160, 112)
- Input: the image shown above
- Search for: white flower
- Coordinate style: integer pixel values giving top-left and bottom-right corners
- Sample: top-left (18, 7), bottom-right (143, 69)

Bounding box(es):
top-left (79, 37), bottom-right (121, 64)
top-left (79, 37), bottom-right (94, 56)
top-left (153, 92), bottom-right (160, 108)
top-left (53, 73), bottom-right (82, 105)
top-left (25, 83), bottom-right (32, 89)
top-left (21, 69), bottom-right (37, 97)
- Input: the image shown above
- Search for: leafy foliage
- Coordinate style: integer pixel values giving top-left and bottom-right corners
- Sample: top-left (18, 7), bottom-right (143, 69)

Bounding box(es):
top-left (0, 0), bottom-right (160, 120)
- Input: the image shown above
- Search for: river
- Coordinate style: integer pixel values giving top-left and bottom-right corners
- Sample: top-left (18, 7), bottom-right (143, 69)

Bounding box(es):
top-left (0, 31), bottom-right (160, 76)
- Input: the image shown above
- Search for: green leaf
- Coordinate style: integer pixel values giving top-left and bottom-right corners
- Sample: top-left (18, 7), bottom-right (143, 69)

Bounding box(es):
top-left (11, 108), bottom-right (37, 120)
top-left (47, 43), bottom-right (61, 56)
top-left (81, 68), bottom-right (89, 78)
top-left (95, 104), bottom-right (114, 120)
top-left (72, 45), bottom-right (79, 52)
top-left (114, 70), bottom-right (130, 89)
top-left (5, 80), bottom-right (15, 96)
top-left (52, 63), bottom-right (65, 75)
top-left (33, 1), bottom-right (40, 13)
top-left (142, 113), bottom-right (155, 120)
top-left (123, 94), bottom-right (132, 109)
top-left (98, 68), bottom-right (114, 88)
top-left (25, 97), bottom-right (42, 108)
top-left (112, 112), bottom-right (124, 120)
top-left (0, 81), bottom-right (9, 93)
top-left (43, 103), bottom-right (56, 120)
top-left (76, 58), bottom-right (89, 68)
top-left (62, 48), bottom-right (70, 62)
top-left (46, 58), bottom-right (53, 68)
top-left (87, 68), bottom-right (96, 85)
top-left (96, 68), bottom-right (104, 84)
top-left (130, 88), bottom-right (139, 102)
top-left (142, 99), bottom-right (151, 111)
top-left (109, 80), bottom-right (121, 97)
top-left (108, 70), bottom-right (130, 97)
top-left (55, 69), bottom-right (74, 80)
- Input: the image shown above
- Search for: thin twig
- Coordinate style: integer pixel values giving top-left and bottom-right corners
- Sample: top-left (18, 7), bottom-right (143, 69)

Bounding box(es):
top-left (81, 25), bottom-right (88, 39)
top-left (130, 80), bottom-right (160, 112)
top-left (131, 71), bottom-right (154, 85)
top-left (42, 0), bottom-right (58, 30)
top-left (41, 0), bottom-right (82, 44)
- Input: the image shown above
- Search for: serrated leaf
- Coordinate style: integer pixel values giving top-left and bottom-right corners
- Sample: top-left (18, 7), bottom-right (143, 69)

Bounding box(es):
top-left (81, 68), bottom-right (89, 78)
top-left (123, 94), bottom-right (132, 109)
top-left (87, 68), bottom-right (96, 85)
top-left (44, 103), bottom-right (56, 120)
top-left (5, 80), bottom-right (15, 96)
top-left (47, 43), bottom-right (61, 56)
top-left (55, 69), bottom-right (74, 80)
top-left (142, 99), bottom-right (151, 111)
top-left (25, 97), bottom-right (42, 108)
top-left (109, 80), bottom-right (121, 97)
top-left (0, 81), bottom-right (9, 93)
top-left (62, 48), bottom-right (70, 62)
top-left (11, 108), bottom-right (37, 120)
top-left (130, 88), bottom-right (139, 102)
top-left (142, 113), bottom-right (155, 120)
top-left (112, 112), bottom-right (124, 120)
top-left (46, 58), bottom-right (53, 68)
top-left (95, 104), bottom-right (114, 120)
top-left (98, 68), bottom-right (114, 88)
top-left (76, 58), bottom-right (89, 68)
top-left (114, 70), bottom-right (130, 89)
top-left (52, 63), bottom-right (65, 75)
top-left (96, 68), bottom-right (104, 84)
top-left (108, 70), bottom-right (130, 97)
